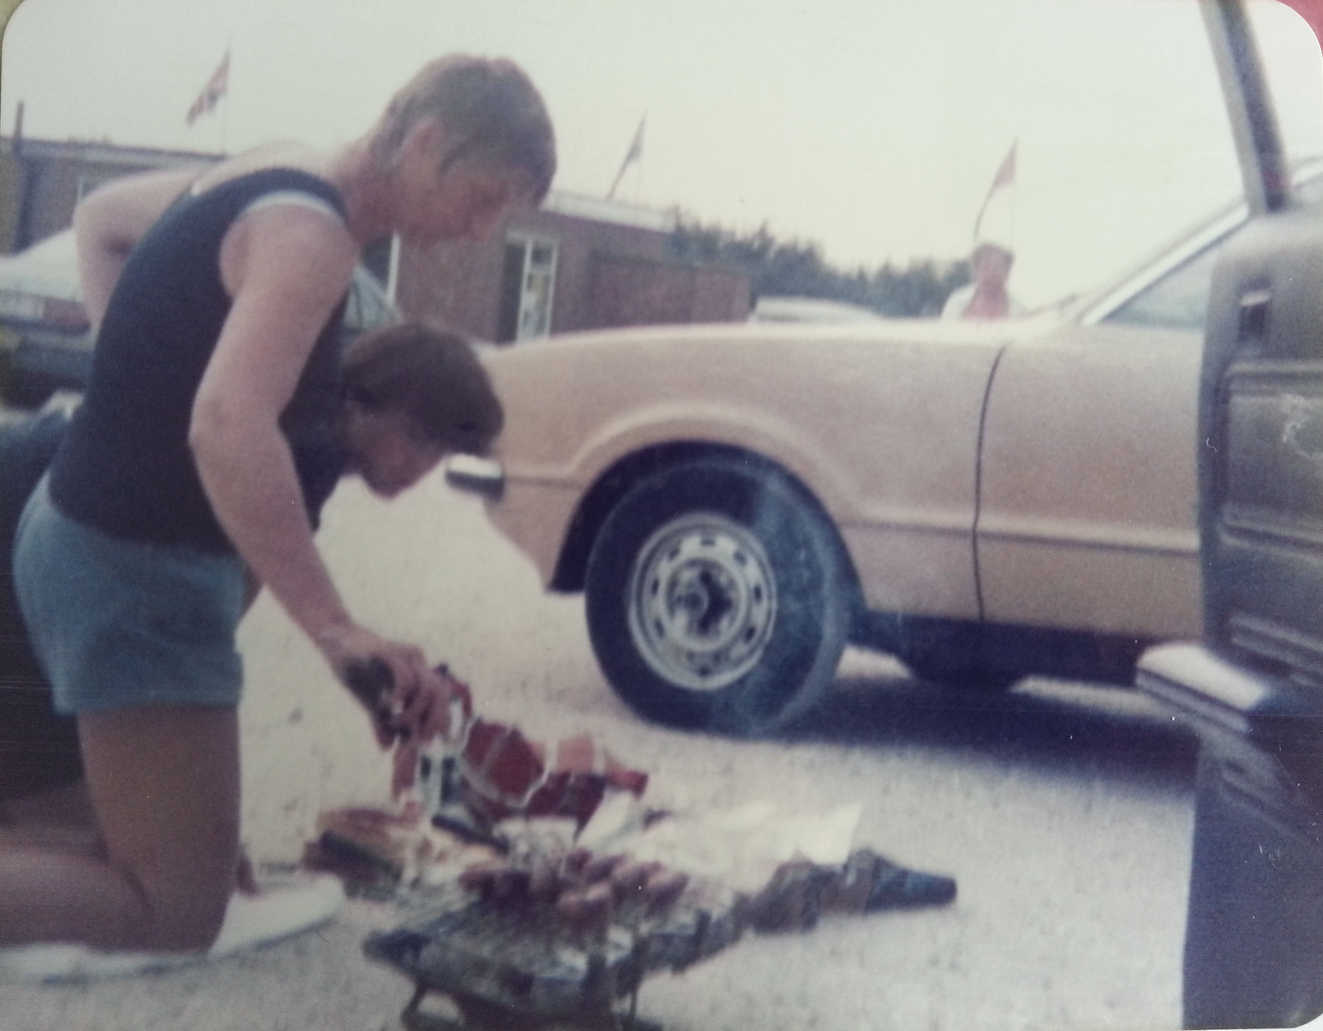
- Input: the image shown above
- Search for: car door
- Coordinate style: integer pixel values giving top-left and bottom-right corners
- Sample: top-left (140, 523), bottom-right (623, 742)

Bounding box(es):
top-left (974, 166), bottom-right (1323, 644)
top-left (1199, 0), bottom-right (1323, 682)
top-left (976, 317), bottom-right (1204, 642)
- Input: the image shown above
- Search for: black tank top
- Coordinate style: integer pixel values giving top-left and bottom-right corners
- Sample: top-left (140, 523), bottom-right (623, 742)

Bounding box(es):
top-left (49, 168), bottom-right (351, 554)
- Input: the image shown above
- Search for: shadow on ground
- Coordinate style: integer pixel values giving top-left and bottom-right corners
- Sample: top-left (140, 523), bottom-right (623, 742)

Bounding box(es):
top-left (784, 662), bottom-right (1200, 789)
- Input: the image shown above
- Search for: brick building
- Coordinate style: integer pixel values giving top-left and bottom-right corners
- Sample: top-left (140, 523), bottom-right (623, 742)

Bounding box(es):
top-left (0, 136), bottom-right (750, 343)
top-left (400, 191), bottom-right (750, 342)
top-left (0, 136), bottom-right (215, 256)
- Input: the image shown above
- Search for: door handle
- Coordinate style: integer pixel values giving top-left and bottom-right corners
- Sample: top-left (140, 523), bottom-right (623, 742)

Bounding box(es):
top-left (1237, 287), bottom-right (1271, 344)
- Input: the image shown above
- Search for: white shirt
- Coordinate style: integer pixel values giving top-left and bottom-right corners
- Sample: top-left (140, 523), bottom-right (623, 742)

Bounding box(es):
top-left (941, 283), bottom-right (1025, 320)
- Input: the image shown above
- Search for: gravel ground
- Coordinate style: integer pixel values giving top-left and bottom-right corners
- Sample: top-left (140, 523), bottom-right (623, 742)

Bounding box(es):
top-left (3, 468), bottom-right (1218, 1030)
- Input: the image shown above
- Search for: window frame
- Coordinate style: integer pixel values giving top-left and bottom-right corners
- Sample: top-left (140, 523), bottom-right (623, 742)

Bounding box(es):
top-left (505, 232), bottom-right (559, 342)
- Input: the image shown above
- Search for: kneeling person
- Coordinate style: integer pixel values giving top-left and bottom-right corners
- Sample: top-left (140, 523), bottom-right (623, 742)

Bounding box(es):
top-left (0, 320), bottom-right (501, 953)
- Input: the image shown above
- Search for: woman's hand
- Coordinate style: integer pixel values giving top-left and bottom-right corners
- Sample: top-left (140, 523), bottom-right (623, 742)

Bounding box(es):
top-left (317, 622), bottom-right (469, 750)
top-left (389, 666), bottom-right (473, 798)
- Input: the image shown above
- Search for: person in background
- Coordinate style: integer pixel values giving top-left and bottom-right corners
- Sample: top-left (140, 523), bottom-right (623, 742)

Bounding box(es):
top-left (0, 54), bottom-right (554, 959)
top-left (941, 232), bottom-right (1025, 320)
top-left (944, 141), bottom-right (1024, 320)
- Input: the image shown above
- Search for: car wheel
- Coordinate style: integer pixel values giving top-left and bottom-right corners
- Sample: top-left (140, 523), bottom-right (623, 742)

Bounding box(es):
top-left (584, 456), bottom-right (849, 736)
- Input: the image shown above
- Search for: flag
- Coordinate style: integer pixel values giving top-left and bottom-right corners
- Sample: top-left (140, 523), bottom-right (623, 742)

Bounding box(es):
top-left (186, 51), bottom-right (230, 126)
top-left (974, 139), bottom-right (1016, 246)
top-left (987, 140), bottom-right (1016, 194)
top-left (607, 115), bottom-right (646, 199)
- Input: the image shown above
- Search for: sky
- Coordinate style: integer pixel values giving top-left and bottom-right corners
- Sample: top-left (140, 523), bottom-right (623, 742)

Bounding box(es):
top-left (2, 0), bottom-right (1322, 306)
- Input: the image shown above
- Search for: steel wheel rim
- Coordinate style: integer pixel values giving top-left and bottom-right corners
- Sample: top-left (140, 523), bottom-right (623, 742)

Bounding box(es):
top-left (626, 511), bottom-right (778, 691)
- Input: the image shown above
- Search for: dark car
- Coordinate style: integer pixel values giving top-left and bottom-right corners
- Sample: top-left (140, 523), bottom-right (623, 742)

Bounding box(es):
top-left (0, 228), bottom-right (399, 407)
top-left (1127, 3), bottom-right (1323, 1027)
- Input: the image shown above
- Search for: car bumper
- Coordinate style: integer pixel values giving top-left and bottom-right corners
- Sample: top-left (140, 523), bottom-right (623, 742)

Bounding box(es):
top-left (444, 455), bottom-right (505, 500)
top-left (445, 456), bottom-right (581, 587)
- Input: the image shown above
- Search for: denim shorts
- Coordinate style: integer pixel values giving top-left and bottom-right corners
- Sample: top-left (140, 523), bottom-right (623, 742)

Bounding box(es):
top-left (14, 478), bottom-right (246, 715)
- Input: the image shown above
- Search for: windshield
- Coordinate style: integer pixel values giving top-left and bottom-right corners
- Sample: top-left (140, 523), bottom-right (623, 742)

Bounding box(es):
top-left (1097, 161), bottom-right (1323, 331)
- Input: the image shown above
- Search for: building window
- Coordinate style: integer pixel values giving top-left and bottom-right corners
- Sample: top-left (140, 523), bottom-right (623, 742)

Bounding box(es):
top-left (362, 236), bottom-right (394, 291)
top-left (498, 235), bottom-right (558, 343)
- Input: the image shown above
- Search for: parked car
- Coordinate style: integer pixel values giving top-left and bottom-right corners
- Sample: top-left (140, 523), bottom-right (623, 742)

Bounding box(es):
top-left (0, 231), bottom-right (87, 406)
top-left (1127, 4), bottom-right (1323, 1026)
top-left (447, 145), bottom-right (1323, 735)
top-left (0, 228), bottom-right (399, 407)
top-left (747, 295), bottom-right (887, 325)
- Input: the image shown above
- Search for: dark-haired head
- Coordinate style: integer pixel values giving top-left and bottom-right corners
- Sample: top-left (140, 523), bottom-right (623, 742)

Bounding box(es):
top-left (342, 320), bottom-right (503, 457)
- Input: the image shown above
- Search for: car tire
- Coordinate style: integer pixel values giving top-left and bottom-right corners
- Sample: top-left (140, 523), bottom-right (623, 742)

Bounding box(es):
top-left (584, 456), bottom-right (849, 736)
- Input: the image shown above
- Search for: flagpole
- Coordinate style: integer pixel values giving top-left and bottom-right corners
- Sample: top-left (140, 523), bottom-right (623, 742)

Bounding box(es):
top-left (607, 159), bottom-right (629, 200)
top-left (221, 41), bottom-right (231, 155)
top-left (607, 115), bottom-right (645, 199)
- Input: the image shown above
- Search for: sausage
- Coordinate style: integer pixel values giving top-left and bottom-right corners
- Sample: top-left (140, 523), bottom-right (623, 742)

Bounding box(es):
top-left (643, 869), bottom-right (690, 913)
top-left (580, 852), bottom-right (629, 884)
top-left (555, 882), bottom-right (615, 933)
top-left (560, 847), bottom-right (595, 879)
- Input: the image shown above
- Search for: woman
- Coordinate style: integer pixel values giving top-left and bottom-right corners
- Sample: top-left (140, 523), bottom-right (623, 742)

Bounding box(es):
top-left (2, 55), bottom-right (554, 954)
top-left (0, 321), bottom-right (501, 858)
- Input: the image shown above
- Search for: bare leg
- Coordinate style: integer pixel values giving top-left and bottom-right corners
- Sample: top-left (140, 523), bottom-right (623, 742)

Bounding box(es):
top-left (0, 778), bottom-right (95, 827)
top-left (0, 705), bottom-right (240, 951)
top-left (0, 779), bottom-right (99, 854)
top-left (0, 784), bottom-right (103, 854)
top-left (0, 779), bottom-right (260, 889)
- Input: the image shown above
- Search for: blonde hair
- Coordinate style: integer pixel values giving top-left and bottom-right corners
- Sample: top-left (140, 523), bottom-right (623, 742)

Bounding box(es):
top-left (371, 55), bottom-right (556, 203)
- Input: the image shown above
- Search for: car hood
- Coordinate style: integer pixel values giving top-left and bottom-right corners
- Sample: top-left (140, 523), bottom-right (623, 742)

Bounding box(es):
top-left (489, 311), bottom-right (1061, 363)
top-left (477, 314), bottom-right (1056, 502)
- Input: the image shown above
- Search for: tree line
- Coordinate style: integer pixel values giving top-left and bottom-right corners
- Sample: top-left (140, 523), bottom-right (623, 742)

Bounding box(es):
top-left (669, 216), bottom-right (970, 318)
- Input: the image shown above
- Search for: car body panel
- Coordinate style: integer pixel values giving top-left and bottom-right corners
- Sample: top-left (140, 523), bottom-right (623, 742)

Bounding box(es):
top-left (0, 232), bottom-right (83, 305)
top-left (484, 319), bottom-right (1034, 621)
top-left (475, 299), bottom-right (1210, 642)
top-left (748, 295), bottom-right (886, 324)
top-left (978, 321), bottom-right (1203, 637)
top-left (463, 147), bottom-right (1316, 649)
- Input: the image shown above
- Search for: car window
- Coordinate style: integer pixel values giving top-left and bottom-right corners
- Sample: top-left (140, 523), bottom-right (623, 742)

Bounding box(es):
top-left (1105, 170), bottom-right (1323, 332)
top-left (1103, 239), bottom-right (1226, 331)
top-left (342, 267), bottom-right (398, 334)
top-left (1102, 5), bottom-right (1323, 332)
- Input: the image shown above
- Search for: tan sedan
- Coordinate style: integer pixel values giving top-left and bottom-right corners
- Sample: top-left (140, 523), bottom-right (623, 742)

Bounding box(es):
top-left (448, 164), bottom-right (1322, 735)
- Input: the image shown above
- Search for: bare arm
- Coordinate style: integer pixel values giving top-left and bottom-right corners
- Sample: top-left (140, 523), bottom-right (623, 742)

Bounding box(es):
top-left (190, 207), bottom-right (455, 751)
top-left (190, 205), bottom-right (356, 646)
top-left (71, 167), bottom-right (203, 329)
